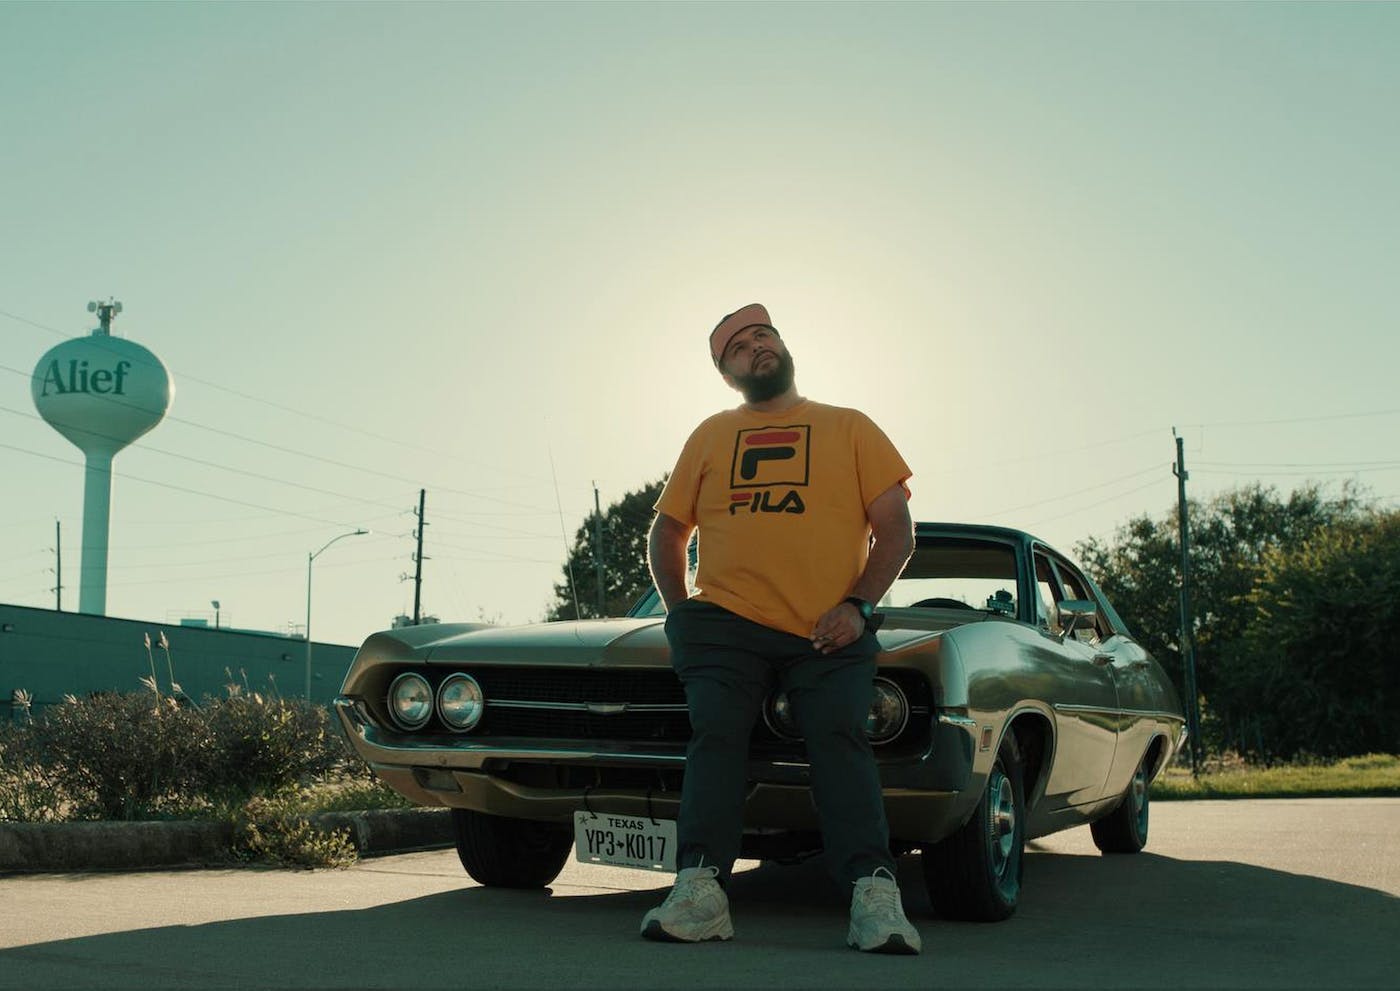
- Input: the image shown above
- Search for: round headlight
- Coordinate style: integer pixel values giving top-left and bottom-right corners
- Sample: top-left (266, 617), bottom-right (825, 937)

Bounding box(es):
top-left (864, 677), bottom-right (909, 744)
top-left (763, 690), bottom-right (801, 741)
top-left (388, 672), bottom-right (433, 731)
top-left (437, 673), bottom-right (484, 732)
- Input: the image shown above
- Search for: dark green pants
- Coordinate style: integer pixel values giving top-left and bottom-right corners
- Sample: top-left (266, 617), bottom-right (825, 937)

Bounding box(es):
top-left (663, 599), bottom-right (894, 886)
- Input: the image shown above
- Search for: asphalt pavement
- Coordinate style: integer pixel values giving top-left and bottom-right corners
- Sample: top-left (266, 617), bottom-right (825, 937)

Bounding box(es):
top-left (1, 799), bottom-right (1396, 989)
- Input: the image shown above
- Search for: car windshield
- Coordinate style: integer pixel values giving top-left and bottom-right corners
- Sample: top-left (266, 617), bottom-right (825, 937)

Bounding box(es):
top-left (627, 535), bottom-right (1019, 618)
top-left (881, 538), bottom-right (1018, 615)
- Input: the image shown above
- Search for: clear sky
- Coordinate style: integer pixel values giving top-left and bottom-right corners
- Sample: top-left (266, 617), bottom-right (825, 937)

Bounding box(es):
top-left (2, 1), bottom-right (1397, 649)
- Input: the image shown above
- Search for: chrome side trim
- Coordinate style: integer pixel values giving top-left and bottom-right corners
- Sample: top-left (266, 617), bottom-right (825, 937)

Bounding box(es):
top-left (1052, 703), bottom-right (1184, 722)
top-left (937, 713), bottom-right (979, 728)
top-left (1052, 703), bottom-right (1116, 715)
top-left (1129, 709), bottom-right (1186, 721)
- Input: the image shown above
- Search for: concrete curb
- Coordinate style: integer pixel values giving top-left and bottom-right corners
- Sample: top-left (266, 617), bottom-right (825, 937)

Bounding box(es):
top-left (311, 808), bottom-right (455, 857)
top-left (0, 808), bottom-right (454, 872)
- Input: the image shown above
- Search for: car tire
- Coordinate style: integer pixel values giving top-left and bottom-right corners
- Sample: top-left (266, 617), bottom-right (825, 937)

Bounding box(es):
top-left (451, 809), bottom-right (574, 888)
top-left (1090, 755), bottom-right (1150, 854)
top-left (921, 731), bottom-right (1025, 922)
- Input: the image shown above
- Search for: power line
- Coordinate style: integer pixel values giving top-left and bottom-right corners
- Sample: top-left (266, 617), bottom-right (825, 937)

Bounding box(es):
top-left (429, 538), bottom-right (556, 564)
top-left (107, 523), bottom-right (355, 551)
top-left (0, 403), bottom-right (415, 514)
top-left (2, 308), bottom-right (562, 497)
top-left (431, 553), bottom-right (558, 566)
top-left (983, 465), bottom-right (1163, 519)
top-left (0, 569), bottom-right (51, 589)
top-left (3, 307), bottom-right (530, 468)
top-left (1020, 478), bottom-right (1167, 529)
top-left (975, 427), bottom-right (1167, 469)
top-left (0, 441), bottom-right (373, 529)
top-left (98, 552), bottom-right (394, 589)
top-left (1181, 409), bottom-right (1400, 429)
top-left (0, 365), bottom-right (557, 515)
top-left (1194, 466), bottom-right (1400, 478)
top-left (426, 506), bottom-right (561, 539)
top-left (100, 537), bottom-right (399, 572)
top-left (429, 528), bottom-right (559, 543)
top-left (1195, 459), bottom-right (1400, 469)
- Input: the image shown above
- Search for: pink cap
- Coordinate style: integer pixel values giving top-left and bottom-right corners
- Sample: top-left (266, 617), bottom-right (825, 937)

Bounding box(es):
top-left (709, 303), bottom-right (774, 367)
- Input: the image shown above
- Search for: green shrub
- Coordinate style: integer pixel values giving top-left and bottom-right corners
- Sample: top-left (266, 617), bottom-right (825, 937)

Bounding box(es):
top-left (0, 722), bottom-right (68, 822)
top-left (233, 794), bottom-right (358, 869)
top-left (0, 689), bottom-right (367, 823)
top-left (281, 778), bottom-right (414, 814)
top-left (200, 694), bottom-right (343, 799)
top-left (8, 692), bottom-right (214, 820)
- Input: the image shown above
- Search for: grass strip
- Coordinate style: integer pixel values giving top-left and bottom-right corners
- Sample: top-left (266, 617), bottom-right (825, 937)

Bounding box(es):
top-left (1152, 753), bottom-right (1400, 800)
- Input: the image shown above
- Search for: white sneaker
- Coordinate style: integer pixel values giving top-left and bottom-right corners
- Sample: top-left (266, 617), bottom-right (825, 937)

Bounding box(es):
top-left (848, 866), bottom-right (921, 954)
top-left (640, 864), bottom-right (734, 942)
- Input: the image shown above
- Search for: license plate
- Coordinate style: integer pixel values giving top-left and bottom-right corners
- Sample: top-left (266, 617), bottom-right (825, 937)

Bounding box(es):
top-left (573, 811), bottom-right (677, 872)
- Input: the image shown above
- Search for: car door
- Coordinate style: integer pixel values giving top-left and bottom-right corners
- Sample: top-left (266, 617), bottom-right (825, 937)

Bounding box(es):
top-left (1033, 550), bottom-right (1120, 807)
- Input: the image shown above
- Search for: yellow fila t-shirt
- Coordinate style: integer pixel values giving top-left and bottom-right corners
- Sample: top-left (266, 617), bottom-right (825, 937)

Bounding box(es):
top-left (655, 399), bottom-right (912, 639)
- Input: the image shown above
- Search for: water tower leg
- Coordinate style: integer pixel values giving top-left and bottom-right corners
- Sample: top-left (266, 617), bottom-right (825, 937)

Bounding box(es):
top-left (79, 451), bottom-right (113, 615)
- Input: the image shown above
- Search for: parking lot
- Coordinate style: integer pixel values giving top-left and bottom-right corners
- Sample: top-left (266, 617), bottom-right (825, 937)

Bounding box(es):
top-left (1, 799), bottom-right (1396, 989)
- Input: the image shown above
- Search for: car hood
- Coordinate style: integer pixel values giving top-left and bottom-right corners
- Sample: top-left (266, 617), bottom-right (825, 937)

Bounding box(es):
top-left (364, 614), bottom-right (963, 669)
top-left (423, 617), bottom-right (667, 667)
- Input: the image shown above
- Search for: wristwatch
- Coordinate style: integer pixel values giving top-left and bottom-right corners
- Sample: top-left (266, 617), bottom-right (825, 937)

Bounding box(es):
top-left (842, 596), bottom-right (883, 633)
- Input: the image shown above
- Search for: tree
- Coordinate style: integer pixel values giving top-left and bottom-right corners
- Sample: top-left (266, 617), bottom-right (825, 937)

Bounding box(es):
top-left (547, 479), bottom-right (666, 620)
top-left (1075, 483), bottom-right (1371, 751)
top-left (1217, 510), bottom-right (1400, 760)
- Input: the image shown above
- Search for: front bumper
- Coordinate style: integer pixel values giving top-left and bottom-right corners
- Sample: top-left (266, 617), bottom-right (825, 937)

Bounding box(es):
top-left (335, 696), bottom-right (978, 844)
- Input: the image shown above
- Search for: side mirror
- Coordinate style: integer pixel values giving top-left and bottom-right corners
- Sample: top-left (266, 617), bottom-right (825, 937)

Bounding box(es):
top-left (1058, 599), bottom-right (1098, 640)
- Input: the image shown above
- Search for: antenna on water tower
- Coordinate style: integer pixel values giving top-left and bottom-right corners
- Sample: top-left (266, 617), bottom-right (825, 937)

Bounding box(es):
top-left (31, 300), bottom-right (174, 615)
top-left (87, 298), bottom-right (123, 335)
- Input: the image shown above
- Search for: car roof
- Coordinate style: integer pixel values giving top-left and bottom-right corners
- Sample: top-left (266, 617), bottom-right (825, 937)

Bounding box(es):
top-left (915, 521), bottom-right (1050, 548)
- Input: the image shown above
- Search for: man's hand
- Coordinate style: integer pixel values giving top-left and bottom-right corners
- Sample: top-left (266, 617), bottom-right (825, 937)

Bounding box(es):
top-left (810, 601), bottom-right (864, 654)
top-left (809, 482), bottom-right (914, 654)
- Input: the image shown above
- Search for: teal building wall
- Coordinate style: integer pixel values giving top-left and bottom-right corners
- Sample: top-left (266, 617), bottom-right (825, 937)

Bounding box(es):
top-left (0, 602), bottom-right (356, 716)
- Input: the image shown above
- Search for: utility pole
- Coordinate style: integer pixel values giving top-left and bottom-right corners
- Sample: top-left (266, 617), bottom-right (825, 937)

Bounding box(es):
top-left (593, 483), bottom-right (605, 617)
top-left (1173, 430), bottom-right (1203, 775)
top-left (412, 489), bottom-right (427, 625)
top-left (54, 519), bottom-right (63, 611)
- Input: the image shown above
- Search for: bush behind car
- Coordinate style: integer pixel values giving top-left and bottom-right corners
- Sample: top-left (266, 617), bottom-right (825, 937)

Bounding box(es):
top-left (0, 688), bottom-right (366, 823)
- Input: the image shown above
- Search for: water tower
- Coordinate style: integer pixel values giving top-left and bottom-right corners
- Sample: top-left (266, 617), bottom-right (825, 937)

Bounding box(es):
top-left (31, 301), bottom-right (174, 615)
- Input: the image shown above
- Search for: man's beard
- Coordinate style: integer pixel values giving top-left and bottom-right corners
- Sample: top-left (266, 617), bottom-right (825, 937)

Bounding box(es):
top-left (732, 348), bottom-right (796, 403)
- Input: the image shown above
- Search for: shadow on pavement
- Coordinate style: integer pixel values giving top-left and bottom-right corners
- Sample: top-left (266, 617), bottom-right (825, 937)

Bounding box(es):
top-left (1, 849), bottom-right (1394, 989)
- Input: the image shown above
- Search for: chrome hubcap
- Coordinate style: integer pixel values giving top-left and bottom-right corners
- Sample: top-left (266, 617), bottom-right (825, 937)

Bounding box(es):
top-left (987, 770), bottom-right (1016, 878)
top-left (1132, 766), bottom-right (1148, 830)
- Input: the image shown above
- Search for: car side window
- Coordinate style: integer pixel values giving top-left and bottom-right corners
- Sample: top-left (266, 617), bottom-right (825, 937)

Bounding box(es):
top-left (1034, 553), bottom-right (1063, 634)
top-left (1051, 559), bottom-right (1110, 643)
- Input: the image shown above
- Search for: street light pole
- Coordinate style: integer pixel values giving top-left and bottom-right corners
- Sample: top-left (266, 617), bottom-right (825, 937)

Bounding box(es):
top-left (305, 529), bottom-right (369, 698)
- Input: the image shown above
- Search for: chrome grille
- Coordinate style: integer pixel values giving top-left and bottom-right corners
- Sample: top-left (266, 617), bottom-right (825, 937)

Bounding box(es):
top-left (471, 668), bottom-right (686, 707)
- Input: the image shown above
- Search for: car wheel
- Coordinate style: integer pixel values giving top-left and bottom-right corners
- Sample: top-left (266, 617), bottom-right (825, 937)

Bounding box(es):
top-left (921, 731), bottom-right (1025, 922)
top-left (1090, 754), bottom-right (1150, 854)
top-left (451, 809), bottom-right (574, 888)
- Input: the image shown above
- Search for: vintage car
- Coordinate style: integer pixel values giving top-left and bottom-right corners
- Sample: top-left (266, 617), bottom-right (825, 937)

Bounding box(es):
top-left (334, 522), bottom-right (1186, 921)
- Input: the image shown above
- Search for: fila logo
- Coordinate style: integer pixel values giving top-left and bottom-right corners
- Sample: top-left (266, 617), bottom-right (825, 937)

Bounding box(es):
top-left (729, 426), bottom-right (811, 489)
top-left (729, 490), bottom-right (806, 515)
top-left (725, 425), bottom-right (812, 516)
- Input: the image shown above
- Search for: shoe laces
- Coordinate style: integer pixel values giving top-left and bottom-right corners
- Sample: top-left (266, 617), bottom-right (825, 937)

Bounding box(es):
top-left (854, 866), bottom-right (902, 917)
top-left (666, 864), bottom-right (720, 906)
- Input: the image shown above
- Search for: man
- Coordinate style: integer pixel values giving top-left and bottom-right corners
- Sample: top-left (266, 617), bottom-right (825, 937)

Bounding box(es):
top-left (642, 303), bottom-right (921, 954)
